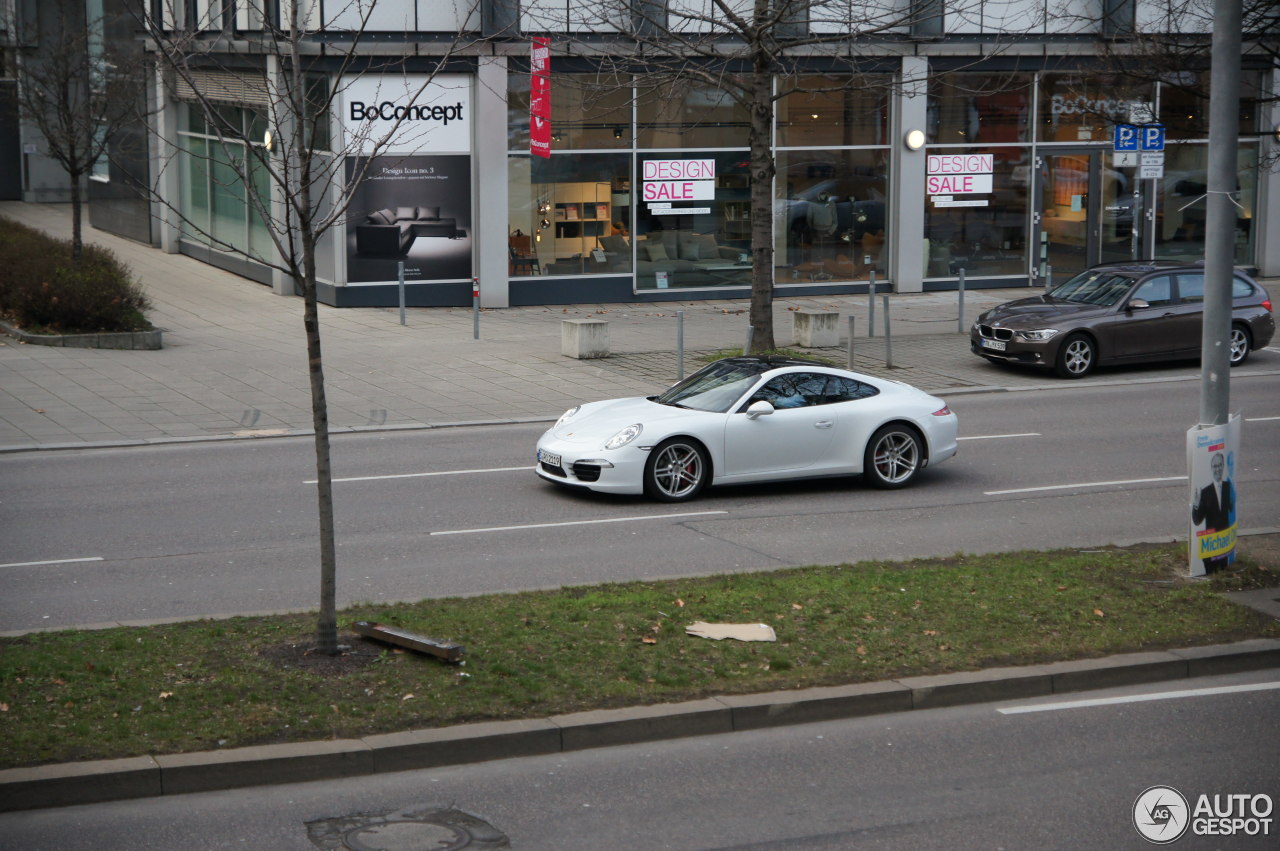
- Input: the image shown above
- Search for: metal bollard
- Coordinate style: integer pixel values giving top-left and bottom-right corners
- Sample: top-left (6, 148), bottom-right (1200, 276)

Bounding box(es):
top-left (847, 315), bottom-right (856, 371)
top-left (744, 325), bottom-right (754, 356)
top-left (868, 269), bottom-right (876, 338)
top-left (677, 310), bottom-right (685, 380)
top-left (883, 295), bottom-right (892, 368)
top-left (957, 267), bottom-right (966, 333)
top-left (398, 261), bottom-right (407, 326)
top-left (472, 277), bottom-right (480, 340)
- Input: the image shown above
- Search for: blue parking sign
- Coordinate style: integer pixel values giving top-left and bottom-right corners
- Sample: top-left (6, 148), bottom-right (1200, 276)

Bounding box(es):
top-left (1114, 124), bottom-right (1139, 151)
top-left (1140, 124), bottom-right (1166, 151)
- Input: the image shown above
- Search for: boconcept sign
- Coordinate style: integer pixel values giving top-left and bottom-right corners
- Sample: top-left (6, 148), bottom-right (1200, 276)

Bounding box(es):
top-left (341, 73), bottom-right (471, 154)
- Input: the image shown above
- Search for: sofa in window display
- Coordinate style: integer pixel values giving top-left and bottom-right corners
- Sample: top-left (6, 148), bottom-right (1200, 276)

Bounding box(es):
top-left (634, 230), bottom-right (745, 274)
top-left (355, 206), bottom-right (460, 256)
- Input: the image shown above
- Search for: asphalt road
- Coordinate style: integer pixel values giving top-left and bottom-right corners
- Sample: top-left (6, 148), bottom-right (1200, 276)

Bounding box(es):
top-left (2, 377), bottom-right (1278, 633)
top-left (2, 669), bottom-right (1276, 849)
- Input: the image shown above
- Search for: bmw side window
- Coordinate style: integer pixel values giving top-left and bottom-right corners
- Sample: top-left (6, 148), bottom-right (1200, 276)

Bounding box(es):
top-left (1177, 273), bottom-right (1205, 304)
top-left (1132, 276), bottom-right (1173, 307)
top-left (1231, 277), bottom-right (1254, 299)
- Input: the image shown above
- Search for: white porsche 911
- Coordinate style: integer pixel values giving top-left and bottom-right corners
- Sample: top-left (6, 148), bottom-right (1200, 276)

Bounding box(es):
top-left (535, 355), bottom-right (958, 502)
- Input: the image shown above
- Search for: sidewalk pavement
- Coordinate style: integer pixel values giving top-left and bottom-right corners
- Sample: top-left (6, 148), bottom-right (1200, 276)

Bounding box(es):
top-left (6, 200), bottom-right (1276, 452)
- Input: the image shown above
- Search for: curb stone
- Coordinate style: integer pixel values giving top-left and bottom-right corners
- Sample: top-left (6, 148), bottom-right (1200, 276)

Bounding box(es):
top-left (2, 638), bottom-right (1277, 813)
top-left (0, 319), bottom-right (162, 350)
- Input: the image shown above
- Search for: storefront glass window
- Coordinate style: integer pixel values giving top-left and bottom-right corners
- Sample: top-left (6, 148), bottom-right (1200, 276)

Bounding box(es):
top-left (507, 152), bottom-right (632, 277)
top-left (1159, 71), bottom-right (1261, 139)
top-left (633, 151), bottom-right (753, 291)
top-left (635, 79), bottom-right (749, 149)
top-left (928, 73), bottom-right (1034, 145)
top-left (507, 72), bottom-right (631, 152)
top-left (1037, 73), bottom-right (1152, 143)
top-left (177, 103), bottom-right (269, 261)
top-left (775, 149), bottom-right (890, 283)
top-left (777, 76), bottom-right (890, 147)
top-left (1154, 143), bottom-right (1256, 267)
top-left (923, 146), bottom-right (1030, 279)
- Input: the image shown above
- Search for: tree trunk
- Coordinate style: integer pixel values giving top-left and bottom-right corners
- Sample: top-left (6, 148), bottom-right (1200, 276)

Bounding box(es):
top-left (747, 65), bottom-right (777, 352)
top-left (300, 234), bottom-right (339, 654)
top-left (69, 172), bottom-right (83, 264)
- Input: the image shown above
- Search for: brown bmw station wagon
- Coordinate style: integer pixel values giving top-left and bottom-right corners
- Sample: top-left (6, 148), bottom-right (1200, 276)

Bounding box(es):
top-left (971, 262), bottom-right (1275, 378)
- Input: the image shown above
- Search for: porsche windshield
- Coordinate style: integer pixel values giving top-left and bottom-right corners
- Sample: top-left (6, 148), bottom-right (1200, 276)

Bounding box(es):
top-left (655, 360), bottom-right (770, 413)
top-left (1048, 271), bottom-right (1137, 306)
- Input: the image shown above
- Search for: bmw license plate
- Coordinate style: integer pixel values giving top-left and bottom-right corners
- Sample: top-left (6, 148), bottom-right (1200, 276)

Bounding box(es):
top-left (981, 339), bottom-right (1007, 352)
top-left (538, 448), bottom-right (562, 467)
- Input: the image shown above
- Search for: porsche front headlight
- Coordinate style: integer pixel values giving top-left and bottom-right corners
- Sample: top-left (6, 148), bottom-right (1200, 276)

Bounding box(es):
top-left (604, 423), bottom-right (643, 450)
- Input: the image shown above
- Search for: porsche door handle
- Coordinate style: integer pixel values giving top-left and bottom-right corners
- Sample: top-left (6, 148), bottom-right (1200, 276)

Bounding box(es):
top-left (814, 420), bottom-right (834, 429)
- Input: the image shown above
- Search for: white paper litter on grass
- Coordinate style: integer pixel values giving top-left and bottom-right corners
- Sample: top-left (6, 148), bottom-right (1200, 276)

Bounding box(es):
top-left (685, 622), bottom-right (777, 642)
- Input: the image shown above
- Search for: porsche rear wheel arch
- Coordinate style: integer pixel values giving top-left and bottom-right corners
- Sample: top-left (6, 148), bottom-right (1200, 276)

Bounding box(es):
top-left (863, 422), bottom-right (926, 489)
top-left (644, 437), bottom-right (711, 502)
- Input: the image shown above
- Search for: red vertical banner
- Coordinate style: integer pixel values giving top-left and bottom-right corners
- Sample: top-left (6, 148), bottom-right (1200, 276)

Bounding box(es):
top-left (530, 37), bottom-right (551, 158)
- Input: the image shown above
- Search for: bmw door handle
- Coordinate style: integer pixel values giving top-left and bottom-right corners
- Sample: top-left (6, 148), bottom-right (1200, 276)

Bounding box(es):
top-left (815, 420), bottom-right (834, 429)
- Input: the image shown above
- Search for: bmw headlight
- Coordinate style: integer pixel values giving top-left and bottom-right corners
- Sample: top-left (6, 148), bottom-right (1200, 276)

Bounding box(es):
top-left (1015, 328), bottom-right (1059, 342)
top-left (604, 423), bottom-right (643, 450)
top-left (555, 406), bottom-right (581, 427)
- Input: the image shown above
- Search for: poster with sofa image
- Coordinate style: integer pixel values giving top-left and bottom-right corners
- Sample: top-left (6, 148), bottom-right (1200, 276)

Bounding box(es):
top-left (345, 155), bottom-right (471, 283)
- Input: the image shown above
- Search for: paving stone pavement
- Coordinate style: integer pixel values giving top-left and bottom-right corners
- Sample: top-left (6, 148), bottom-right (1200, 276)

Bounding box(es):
top-left (2, 200), bottom-right (1278, 451)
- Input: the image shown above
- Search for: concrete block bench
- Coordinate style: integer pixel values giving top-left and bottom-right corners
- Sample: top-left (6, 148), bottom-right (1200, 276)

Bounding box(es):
top-left (561, 318), bottom-right (610, 359)
top-left (793, 309), bottom-right (840, 348)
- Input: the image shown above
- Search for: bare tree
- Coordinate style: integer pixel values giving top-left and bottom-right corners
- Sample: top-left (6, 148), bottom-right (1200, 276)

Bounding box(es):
top-left (528, 0), bottom-right (1002, 351)
top-left (141, 0), bottom-right (479, 653)
top-left (13, 0), bottom-right (151, 261)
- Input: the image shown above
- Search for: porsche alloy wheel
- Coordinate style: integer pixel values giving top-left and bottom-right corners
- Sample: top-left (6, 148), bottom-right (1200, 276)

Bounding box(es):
top-left (644, 439), bottom-right (709, 502)
top-left (864, 425), bottom-right (922, 489)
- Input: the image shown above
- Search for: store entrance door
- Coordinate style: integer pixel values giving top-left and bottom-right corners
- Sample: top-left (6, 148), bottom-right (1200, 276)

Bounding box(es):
top-left (1035, 150), bottom-right (1145, 285)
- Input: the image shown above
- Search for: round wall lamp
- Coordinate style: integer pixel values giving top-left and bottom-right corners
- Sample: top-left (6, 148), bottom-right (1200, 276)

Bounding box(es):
top-left (263, 129), bottom-right (275, 152)
top-left (904, 129), bottom-right (926, 151)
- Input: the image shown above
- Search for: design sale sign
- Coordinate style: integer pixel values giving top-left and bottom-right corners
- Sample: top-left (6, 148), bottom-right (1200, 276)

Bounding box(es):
top-left (927, 153), bottom-right (993, 206)
top-left (642, 159), bottom-right (716, 204)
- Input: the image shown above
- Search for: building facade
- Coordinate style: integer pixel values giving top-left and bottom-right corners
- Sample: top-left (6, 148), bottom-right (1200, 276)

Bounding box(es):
top-left (133, 0), bottom-right (1280, 305)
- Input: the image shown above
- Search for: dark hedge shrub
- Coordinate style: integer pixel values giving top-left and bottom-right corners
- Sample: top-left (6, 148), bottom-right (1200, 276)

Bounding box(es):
top-left (0, 216), bottom-right (152, 333)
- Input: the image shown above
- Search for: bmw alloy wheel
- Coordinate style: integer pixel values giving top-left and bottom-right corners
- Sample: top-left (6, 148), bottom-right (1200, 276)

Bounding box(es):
top-left (1229, 325), bottom-right (1251, 366)
top-left (1055, 334), bottom-right (1095, 378)
top-left (645, 439), bottom-right (709, 502)
top-left (864, 426), bottom-right (921, 488)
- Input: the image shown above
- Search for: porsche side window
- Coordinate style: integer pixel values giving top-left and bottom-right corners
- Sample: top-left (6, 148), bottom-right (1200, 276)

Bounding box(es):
top-left (828, 377), bottom-right (880, 402)
top-left (753, 374), bottom-right (825, 409)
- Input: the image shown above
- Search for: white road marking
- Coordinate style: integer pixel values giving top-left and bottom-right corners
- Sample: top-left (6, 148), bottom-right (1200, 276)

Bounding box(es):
top-left (998, 681), bottom-right (1280, 715)
top-left (1245, 415), bottom-right (1280, 422)
top-left (957, 432), bottom-right (1041, 441)
top-left (0, 556), bottom-right (104, 569)
top-left (308, 465), bottom-right (532, 484)
top-left (431, 510), bottom-right (728, 536)
top-left (985, 475), bottom-right (1186, 496)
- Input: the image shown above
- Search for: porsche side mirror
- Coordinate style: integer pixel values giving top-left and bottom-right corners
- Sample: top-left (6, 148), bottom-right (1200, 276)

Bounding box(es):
top-left (745, 400), bottom-right (775, 420)
top-left (1128, 298), bottom-right (1150, 311)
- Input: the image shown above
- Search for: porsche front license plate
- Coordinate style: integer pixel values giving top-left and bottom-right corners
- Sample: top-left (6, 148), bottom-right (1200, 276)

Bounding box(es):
top-left (538, 449), bottom-right (562, 467)
top-left (981, 339), bottom-right (1007, 352)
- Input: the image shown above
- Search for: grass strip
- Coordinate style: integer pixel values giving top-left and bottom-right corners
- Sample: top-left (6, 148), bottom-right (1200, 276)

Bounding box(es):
top-left (1, 543), bottom-right (1276, 769)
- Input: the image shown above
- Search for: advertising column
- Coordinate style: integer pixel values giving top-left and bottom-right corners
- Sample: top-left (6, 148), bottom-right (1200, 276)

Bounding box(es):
top-left (1186, 415), bottom-right (1241, 575)
top-left (342, 74), bottom-right (473, 286)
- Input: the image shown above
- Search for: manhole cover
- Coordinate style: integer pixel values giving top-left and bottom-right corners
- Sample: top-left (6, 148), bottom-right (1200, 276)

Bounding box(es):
top-left (306, 806), bottom-right (509, 850)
